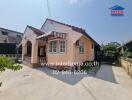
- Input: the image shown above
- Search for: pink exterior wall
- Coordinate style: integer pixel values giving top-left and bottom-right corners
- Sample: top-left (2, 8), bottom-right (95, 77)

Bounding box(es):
top-left (73, 36), bottom-right (94, 63)
top-left (41, 20), bottom-right (95, 67)
top-left (22, 27), bottom-right (39, 66)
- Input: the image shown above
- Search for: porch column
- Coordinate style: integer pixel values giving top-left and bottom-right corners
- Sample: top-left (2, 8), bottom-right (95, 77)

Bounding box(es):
top-left (31, 40), bottom-right (39, 65)
top-left (22, 43), bottom-right (27, 61)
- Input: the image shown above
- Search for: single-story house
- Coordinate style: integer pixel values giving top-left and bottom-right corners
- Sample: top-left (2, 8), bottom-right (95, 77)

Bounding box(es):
top-left (21, 19), bottom-right (100, 69)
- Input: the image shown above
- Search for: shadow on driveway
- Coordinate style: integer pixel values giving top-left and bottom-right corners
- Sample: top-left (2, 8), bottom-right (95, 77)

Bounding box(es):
top-left (35, 64), bottom-right (118, 85)
top-left (36, 67), bottom-right (89, 85)
top-left (96, 64), bottom-right (118, 84)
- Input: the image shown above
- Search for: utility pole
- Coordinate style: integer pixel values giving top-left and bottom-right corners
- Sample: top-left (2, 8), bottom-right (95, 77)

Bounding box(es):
top-left (46, 0), bottom-right (52, 18)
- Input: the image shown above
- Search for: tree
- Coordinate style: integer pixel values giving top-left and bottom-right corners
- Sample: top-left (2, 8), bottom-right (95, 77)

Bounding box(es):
top-left (0, 56), bottom-right (22, 87)
top-left (101, 42), bottom-right (121, 63)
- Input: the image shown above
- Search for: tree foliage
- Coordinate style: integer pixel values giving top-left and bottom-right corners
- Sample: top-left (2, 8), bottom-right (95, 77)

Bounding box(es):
top-left (127, 52), bottom-right (132, 58)
top-left (0, 56), bottom-right (22, 72)
top-left (101, 42), bottom-right (121, 63)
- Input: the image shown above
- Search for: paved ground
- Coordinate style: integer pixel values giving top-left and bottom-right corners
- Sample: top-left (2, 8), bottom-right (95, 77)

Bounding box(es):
top-left (0, 64), bottom-right (132, 100)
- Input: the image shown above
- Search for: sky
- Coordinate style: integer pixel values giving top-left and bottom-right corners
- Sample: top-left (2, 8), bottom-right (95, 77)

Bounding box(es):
top-left (0, 0), bottom-right (132, 44)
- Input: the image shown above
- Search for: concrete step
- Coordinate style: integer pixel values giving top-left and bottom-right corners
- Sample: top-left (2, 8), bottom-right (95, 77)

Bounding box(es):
top-left (22, 60), bottom-right (33, 68)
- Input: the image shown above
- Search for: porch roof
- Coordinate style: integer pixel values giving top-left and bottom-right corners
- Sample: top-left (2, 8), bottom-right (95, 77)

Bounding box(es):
top-left (36, 32), bottom-right (51, 39)
top-left (36, 31), bottom-right (66, 39)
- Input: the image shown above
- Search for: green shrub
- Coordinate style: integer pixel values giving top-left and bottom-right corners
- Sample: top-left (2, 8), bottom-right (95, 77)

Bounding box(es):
top-left (0, 56), bottom-right (22, 72)
top-left (80, 61), bottom-right (97, 71)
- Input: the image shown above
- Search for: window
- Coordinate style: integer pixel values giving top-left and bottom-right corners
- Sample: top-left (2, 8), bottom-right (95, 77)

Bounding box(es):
top-left (49, 40), bottom-right (66, 53)
top-left (2, 31), bottom-right (8, 35)
top-left (79, 43), bottom-right (84, 53)
top-left (49, 41), bottom-right (57, 53)
top-left (16, 34), bottom-right (21, 37)
top-left (60, 40), bottom-right (66, 53)
top-left (91, 44), bottom-right (94, 49)
top-left (3, 39), bottom-right (7, 43)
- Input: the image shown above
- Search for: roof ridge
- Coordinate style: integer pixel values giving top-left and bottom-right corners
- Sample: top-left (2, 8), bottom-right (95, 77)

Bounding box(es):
top-left (47, 18), bottom-right (85, 30)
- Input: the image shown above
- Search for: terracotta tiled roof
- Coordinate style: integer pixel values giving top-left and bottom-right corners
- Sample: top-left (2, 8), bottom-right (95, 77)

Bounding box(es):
top-left (45, 19), bottom-right (84, 31)
top-left (27, 25), bottom-right (45, 36)
top-left (42, 19), bottom-right (100, 46)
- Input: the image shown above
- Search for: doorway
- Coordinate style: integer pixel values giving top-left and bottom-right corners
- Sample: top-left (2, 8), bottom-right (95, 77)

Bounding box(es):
top-left (38, 46), bottom-right (47, 64)
top-left (27, 41), bottom-right (32, 57)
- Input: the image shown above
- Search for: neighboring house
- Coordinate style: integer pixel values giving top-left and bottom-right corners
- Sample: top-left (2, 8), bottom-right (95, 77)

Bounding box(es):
top-left (0, 27), bottom-right (23, 54)
top-left (22, 19), bottom-right (100, 69)
top-left (118, 40), bottom-right (132, 77)
top-left (119, 40), bottom-right (132, 58)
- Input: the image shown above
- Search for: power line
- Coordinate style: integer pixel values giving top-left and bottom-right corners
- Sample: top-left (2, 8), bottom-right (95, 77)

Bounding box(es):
top-left (46, 0), bottom-right (52, 18)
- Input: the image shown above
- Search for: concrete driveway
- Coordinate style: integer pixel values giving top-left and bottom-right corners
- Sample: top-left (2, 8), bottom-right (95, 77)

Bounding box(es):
top-left (0, 64), bottom-right (132, 100)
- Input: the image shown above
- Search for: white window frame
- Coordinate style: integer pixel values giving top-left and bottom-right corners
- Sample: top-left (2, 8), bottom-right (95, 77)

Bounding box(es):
top-left (49, 40), bottom-right (58, 53)
top-left (59, 40), bottom-right (66, 53)
top-left (79, 42), bottom-right (84, 54)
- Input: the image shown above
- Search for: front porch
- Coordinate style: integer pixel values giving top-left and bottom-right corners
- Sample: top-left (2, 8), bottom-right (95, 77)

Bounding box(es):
top-left (22, 31), bottom-right (67, 68)
top-left (22, 40), bottom-right (47, 67)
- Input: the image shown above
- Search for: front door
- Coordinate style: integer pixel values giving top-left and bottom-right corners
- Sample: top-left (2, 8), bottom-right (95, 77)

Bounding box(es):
top-left (38, 46), bottom-right (47, 64)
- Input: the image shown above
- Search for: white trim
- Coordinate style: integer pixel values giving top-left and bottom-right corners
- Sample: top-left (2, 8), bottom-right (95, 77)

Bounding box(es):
top-left (79, 42), bottom-right (84, 54)
top-left (59, 40), bottom-right (67, 54)
top-left (36, 32), bottom-right (51, 39)
top-left (48, 40), bottom-right (58, 54)
top-left (48, 39), bottom-right (67, 54)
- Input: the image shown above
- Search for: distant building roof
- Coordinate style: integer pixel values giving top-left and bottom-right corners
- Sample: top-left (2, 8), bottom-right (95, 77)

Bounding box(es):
top-left (0, 27), bottom-right (23, 34)
top-left (118, 40), bottom-right (132, 49)
top-left (0, 27), bottom-right (23, 43)
top-left (110, 5), bottom-right (124, 10)
top-left (124, 40), bottom-right (132, 47)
